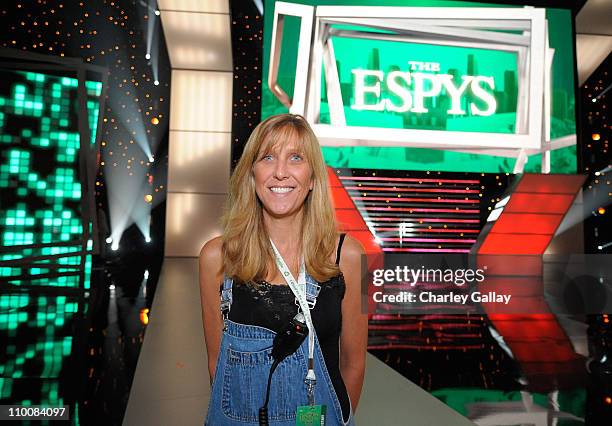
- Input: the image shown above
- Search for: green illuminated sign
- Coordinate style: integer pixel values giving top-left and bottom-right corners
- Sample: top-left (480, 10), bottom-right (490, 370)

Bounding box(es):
top-left (332, 41), bottom-right (517, 134)
top-left (262, 0), bottom-right (577, 174)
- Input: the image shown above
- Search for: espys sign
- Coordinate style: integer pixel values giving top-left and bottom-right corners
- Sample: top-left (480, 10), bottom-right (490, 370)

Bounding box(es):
top-left (351, 62), bottom-right (497, 116)
top-left (264, 1), bottom-right (577, 174)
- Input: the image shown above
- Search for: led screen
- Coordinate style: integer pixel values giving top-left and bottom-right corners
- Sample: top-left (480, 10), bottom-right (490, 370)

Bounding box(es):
top-left (0, 70), bottom-right (102, 288)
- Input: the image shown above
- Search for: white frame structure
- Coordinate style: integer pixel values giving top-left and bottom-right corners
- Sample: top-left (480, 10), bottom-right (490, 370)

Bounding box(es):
top-left (268, 2), bottom-right (576, 173)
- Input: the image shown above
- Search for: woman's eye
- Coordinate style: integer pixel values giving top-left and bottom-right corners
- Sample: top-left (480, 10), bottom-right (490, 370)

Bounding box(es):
top-left (261, 154), bottom-right (273, 161)
top-left (290, 154), bottom-right (303, 161)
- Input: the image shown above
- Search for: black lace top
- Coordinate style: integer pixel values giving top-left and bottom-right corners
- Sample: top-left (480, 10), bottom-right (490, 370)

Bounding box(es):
top-left (227, 236), bottom-right (350, 421)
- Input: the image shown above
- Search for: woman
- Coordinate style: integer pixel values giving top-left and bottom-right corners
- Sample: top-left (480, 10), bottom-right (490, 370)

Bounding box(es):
top-left (199, 113), bottom-right (367, 425)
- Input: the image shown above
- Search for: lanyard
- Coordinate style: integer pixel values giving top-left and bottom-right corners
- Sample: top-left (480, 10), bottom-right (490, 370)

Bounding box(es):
top-left (269, 239), bottom-right (317, 404)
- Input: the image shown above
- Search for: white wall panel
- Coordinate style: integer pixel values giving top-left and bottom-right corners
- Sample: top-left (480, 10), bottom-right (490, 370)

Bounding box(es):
top-left (161, 1), bottom-right (232, 257)
top-left (165, 193), bottom-right (226, 257)
top-left (170, 70), bottom-right (233, 132)
top-left (168, 131), bottom-right (230, 194)
top-left (158, 0), bottom-right (229, 14)
top-left (161, 12), bottom-right (232, 71)
top-left (576, 34), bottom-right (612, 86)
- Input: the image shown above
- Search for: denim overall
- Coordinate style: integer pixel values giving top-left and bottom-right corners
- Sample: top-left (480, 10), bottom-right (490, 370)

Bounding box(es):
top-left (205, 275), bottom-right (355, 425)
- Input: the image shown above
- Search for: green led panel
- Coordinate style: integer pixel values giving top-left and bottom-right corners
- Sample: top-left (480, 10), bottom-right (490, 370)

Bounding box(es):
top-left (0, 293), bottom-right (81, 422)
top-left (0, 70), bottom-right (102, 289)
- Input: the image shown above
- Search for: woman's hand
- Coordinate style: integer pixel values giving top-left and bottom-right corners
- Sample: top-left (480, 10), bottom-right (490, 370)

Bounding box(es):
top-left (199, 236), bottom-right (224, 384)
top-left (338, 235), bottom-right (368, 412)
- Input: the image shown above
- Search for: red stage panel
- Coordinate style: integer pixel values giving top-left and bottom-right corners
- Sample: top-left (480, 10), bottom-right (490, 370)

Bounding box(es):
top-left (478, 174), bottom-right (585, 392)
top-left (479, 233), bottom-right (552, 255)
top-left (516, 174), bottom-right (586, 194)
top-left (335, 209), bottom-right (367, 231)
top-left (504, 193), bottom-right (575, 214)
top-left (330, 186), bottom-right (355, 209)
top-left (490, 213), bottom-right (564, 235)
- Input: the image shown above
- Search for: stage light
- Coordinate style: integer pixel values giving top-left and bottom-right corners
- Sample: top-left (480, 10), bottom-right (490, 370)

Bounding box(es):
top-left (592, 98), bottom-right (597, 103)
top-left (145, 236), bottom-right (151, 243)
top-left (144, 270), bottom-right (149, 279)
top-left (111, 241), bottom-right (119, 251)
top-left (605, 396), bottom-right (612, 405)
top-left (105, 236), bottom-right (113, 244)
top-left (598, 245), bottom-right (603, 250)
top-left (598, 207), bottom-right (606, 215)
top-left (144, 194), bottom-right (153, 203)
top-left (154, 80), bottom-right (159, 86)
top-left (155, 10), bottom-right (160, 16)
top-left (145, 53), bottom-right (151, 60)
top-left (148, 155), bottom-right (154, 162)
top-left (151, 117), bottom-right (159, 125)
top-left (140, 308), bottom-right (150, 325)
top-left (109, 284), bottom-right (115, 290)
top-left (593, 133), bottom-right (601, 141)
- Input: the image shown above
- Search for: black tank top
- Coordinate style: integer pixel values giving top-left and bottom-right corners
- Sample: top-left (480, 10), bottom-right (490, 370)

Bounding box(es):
top-left (228, 234), bottom-right (350, 421)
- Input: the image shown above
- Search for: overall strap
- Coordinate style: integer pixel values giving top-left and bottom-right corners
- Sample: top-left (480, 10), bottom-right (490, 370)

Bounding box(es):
top-left (335, 233), bottom-right (347, 265)
top-left (303, 275), bottom-right (321, 310)
top-left (220, 276), bottom-right (233, 322)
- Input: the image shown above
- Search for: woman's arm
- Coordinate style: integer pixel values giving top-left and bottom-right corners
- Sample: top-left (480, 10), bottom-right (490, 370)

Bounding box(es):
top-left (338, 235), bottom-right (368, 412)
top-left (199, 236), bottom-right (224, 383)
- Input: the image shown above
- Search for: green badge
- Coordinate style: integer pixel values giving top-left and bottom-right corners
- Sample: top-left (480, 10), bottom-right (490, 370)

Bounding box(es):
top-left (296, 404), bottom-right (326, 425)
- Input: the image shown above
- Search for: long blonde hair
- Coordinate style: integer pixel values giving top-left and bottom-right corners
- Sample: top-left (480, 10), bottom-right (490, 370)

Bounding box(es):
top-left (222, 114), bottom-right (339, 283)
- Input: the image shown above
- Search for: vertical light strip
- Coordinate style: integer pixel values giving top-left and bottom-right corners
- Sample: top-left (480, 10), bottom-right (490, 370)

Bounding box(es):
top-left (160, 0), bottom-right (233, 257)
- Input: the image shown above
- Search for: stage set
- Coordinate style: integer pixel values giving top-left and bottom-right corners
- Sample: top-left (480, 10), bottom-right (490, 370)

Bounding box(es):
top-left (0, 0), bottom-right (611, 425)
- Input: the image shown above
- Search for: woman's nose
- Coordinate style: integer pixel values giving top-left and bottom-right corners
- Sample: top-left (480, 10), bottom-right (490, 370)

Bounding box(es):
top-left (273, 159), bottom-right (289, 179)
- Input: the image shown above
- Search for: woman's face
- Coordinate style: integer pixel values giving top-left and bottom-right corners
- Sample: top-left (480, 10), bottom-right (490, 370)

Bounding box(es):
top-left (253, 137), bottom-right (314, 220)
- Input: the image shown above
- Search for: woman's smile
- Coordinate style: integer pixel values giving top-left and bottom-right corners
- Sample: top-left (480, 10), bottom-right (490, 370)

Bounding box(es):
top-left (269, 186), bottom-right (295, 194)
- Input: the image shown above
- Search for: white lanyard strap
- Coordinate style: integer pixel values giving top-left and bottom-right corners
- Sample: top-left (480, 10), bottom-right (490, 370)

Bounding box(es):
top-left (269, 239), bottom-right (317, 399)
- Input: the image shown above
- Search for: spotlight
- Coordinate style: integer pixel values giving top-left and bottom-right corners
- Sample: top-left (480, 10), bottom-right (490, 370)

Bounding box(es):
top-left (593, 133), bottom-right (601, 141)
top-left (155, 10), bottom-right (160, 16)
top-left (598, 207), bottom-right (606, 215)
top-left (105, 236), bottom-right (113, 244)
top-left (145, 53), bottom-right (151, 60)
top-left (144, 194), bottom-right (153, 203)
top-left (148, 155), bottom-right (155, 162)
top-left (145, 236), bottom-right (152, 243)
top-left (139, 308), bottom-right (150, 325)
top-left (109, 284), bottom-right (115, 290)
top-left (154, 80), bottom-right (159, 86)
top-left (592, 98), bottom-right (597, 103)
top-left (151, 117), bottom-right (159, 125)
top-left (598, 245), bottom-right (603, 250)
top-left (144, 270), bottom-right (149, 279)
top-left (111, 242), bottom-right (119, 251)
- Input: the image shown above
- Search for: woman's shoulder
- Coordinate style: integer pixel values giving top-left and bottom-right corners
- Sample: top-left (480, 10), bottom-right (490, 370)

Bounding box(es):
top-left (199, 236), bottom-right (223, 271)
top-left (338, 234), bottom-right (364, 267)
top-left (334, 234), bottom-right (364, 290)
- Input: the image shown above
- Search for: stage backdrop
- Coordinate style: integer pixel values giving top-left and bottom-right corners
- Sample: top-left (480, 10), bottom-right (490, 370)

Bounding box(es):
top-left (261, 0), bottom-right (577, 174)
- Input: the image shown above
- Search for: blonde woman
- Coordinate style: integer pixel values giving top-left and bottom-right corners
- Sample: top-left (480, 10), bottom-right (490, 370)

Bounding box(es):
top-left (199, 114), bottom-right (366, 425)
